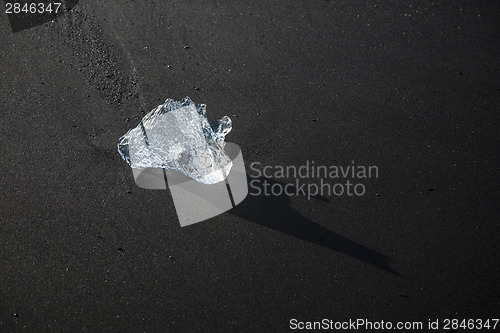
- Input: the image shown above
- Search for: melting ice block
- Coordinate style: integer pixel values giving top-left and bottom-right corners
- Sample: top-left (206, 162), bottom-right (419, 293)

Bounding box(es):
top-left (118, 97), bottom-right (233, 184)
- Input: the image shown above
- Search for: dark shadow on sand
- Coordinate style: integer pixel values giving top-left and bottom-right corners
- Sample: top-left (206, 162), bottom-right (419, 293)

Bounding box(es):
top-left (230, 176), bottom-right (399, 275)
top-left (5, 0), bottom-right (79, 33)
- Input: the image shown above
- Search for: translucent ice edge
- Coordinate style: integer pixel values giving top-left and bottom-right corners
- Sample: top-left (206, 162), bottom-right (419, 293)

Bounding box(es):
top-left (118, 97), bottom-right (233, 184)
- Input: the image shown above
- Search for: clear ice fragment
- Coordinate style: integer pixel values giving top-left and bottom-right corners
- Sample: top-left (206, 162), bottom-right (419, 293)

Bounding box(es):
top-left (118, 97), bottom-right (233, 184)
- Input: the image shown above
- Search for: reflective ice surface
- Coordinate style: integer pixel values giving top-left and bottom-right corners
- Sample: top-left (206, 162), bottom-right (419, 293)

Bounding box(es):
top-left (118, 97), bottom-right (233, 184)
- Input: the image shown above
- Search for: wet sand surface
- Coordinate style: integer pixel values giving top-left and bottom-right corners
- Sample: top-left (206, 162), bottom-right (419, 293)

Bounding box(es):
top-left (1, 1), bottom-right (499, 331)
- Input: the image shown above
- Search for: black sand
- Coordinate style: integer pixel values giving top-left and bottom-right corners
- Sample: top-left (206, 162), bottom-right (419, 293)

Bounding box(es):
top-left (1, 0), bottom-right (499, 331)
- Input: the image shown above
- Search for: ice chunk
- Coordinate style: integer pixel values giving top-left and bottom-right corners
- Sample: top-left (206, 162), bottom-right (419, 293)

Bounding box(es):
top-left (118, 97), bottom-right (233, 184)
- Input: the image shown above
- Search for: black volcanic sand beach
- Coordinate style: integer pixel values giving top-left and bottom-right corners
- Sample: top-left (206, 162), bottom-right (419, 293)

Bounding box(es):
top-left (1, 1), bottom-right (499, 331)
